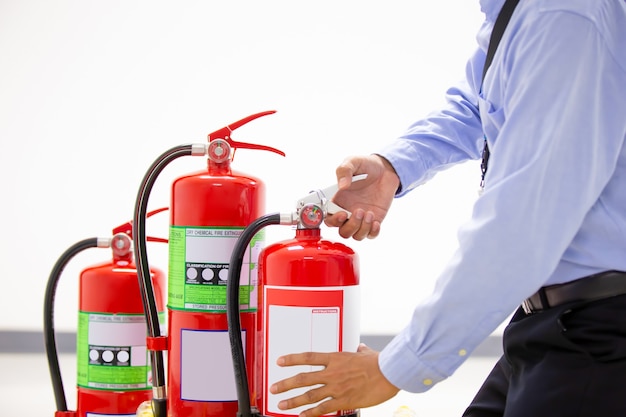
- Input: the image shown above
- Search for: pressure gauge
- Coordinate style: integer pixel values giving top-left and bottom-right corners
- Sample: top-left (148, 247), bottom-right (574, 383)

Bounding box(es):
top-left (111, 233), bottom-right (132, 257)
top-left (208, 138), bottom-right (231, 163)
top-left (299, 203), bottom-right (324, 229)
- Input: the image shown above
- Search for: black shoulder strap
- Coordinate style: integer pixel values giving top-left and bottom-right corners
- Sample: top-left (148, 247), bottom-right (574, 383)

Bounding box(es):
top-left (483, 0), bottom-right (521, 83)
top-left (480, 0), bottom-right (520, 188)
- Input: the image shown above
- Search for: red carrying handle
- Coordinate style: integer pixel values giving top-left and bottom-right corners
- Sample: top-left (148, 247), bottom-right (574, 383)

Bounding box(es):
top-left (207, 110), bottom-right (285, 157)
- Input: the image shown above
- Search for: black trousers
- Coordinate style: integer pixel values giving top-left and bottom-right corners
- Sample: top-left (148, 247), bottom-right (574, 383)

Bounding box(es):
top-left (462, 294), bottom-right (626, 417)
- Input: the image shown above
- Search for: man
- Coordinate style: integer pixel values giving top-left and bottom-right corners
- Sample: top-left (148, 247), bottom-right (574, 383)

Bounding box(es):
top-left (270, 0), bottom-right (626, 416)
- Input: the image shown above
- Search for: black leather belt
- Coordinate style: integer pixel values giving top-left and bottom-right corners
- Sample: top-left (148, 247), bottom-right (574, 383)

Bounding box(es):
top-left (522, 270), bottom-right (626, 314)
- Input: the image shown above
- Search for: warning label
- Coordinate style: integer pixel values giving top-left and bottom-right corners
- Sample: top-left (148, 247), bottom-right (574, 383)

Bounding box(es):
top-left (168, 226), bottom-right (263, 312)
top-left (76, 312), bottom-right (157, 391)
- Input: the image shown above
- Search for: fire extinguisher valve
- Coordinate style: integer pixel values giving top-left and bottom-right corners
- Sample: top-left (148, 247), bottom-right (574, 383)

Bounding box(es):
top-left (294, 174), bottom-right (368, 227)
top-left (208, 138), bottom-right (231, 163)
top-left (111, 233), bottom-right (132, 258)
top-left (299, 203), bottom-right (324, 229)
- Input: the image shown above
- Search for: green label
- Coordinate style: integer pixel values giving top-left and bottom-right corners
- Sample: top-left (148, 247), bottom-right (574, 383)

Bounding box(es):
top-left (76, 312), bottom-right (163, 391)
top-left (168, 225), bottom-right (264, 312)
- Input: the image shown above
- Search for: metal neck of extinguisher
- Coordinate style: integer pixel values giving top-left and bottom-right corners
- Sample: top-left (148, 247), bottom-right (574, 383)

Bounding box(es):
top-left (227, 175), bottom-right (367, 417)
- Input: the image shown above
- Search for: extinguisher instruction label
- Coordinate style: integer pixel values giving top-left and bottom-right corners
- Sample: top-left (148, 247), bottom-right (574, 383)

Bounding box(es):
top-left (168, 226), bottom-right (264, 312)
top-left (77, 312), bottom-right (163, 391)
top-left (263, 285), bottom-right (361, 417)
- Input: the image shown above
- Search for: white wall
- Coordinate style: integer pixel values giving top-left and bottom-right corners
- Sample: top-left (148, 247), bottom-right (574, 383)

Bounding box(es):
top-left (0, 0), bottom-right (489, 336)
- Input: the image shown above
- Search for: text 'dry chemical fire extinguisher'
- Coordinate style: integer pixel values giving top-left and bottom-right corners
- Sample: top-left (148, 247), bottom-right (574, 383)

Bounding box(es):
top-left (227, 175), bottom-right (367, 417)
top-left (132, 111), bottom-right (284, 417)
top-left (44, 211), bottom-right (167, 417)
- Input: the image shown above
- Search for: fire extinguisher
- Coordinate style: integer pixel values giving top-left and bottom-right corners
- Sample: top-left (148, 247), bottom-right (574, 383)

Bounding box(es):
top-left (132, 111), bottom-right (284, 417)
top-left (44, 210), bottom-right (168, 417)
top-left (226, 175), bottom-right (367, 417)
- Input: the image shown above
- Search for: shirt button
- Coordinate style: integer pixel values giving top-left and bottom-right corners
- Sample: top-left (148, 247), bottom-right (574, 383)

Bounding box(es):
top-left (423, 378), bottom-right (433, 386)
top-left (458, 349), bottom-right (467, 357)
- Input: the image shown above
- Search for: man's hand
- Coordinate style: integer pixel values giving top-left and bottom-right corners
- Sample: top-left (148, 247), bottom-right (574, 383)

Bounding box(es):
top-left (269, 344), bottom-right (400, 417)
top-left (326, 155), bottom-right (400, 240)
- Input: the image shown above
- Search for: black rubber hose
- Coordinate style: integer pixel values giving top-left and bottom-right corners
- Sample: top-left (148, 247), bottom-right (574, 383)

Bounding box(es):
top-left (44, 237), bottom-right (101, 412)
top-left (227, 213), bottom-right (282, 417)
top-left (132, 144), bottom-right (193, 417)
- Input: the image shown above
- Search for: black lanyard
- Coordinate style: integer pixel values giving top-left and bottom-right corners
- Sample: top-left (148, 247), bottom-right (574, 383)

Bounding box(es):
top-left (480, 0), bottom-right (520, 188)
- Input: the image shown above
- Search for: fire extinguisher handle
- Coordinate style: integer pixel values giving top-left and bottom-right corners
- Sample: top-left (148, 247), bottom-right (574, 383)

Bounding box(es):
top-left (297, 174), bottom-right (368, 218)
top-left (111, 207), bottom-right (169, 243)
top-left (207, 110), bottom-right (286, 157)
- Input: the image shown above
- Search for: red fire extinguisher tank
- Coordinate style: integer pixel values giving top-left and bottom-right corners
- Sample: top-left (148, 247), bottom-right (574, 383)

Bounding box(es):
top-left (166, 111), bottom-right (284, 417)
top-left (167, 160), bottom-right (265, 417)
top-left (77, 234), bottom-right (166, 417)
top-left (258, 228), bottom-right (361, 417)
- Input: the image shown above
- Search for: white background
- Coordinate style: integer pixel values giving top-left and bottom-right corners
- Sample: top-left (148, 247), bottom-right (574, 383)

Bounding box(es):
top-left (0, 1), bottom-right (491, 336)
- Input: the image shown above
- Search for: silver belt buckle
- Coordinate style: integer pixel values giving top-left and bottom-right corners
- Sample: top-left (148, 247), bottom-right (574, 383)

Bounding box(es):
top-left (522, 298), bottom-right (533, 314)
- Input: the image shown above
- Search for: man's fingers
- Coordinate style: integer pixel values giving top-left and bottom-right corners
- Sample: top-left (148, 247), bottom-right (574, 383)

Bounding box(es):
top-left (351, 211), bottom-right (375, 241)
top-left (336, 209), bottom-right (379, 241)
top-left (325, 211), bottom-right (349, 228)
top-left (271, 353), bottom-right (330, 396)
top-left (294, 398), bottom-right (343, 417)
top-left (367, 220), bottom-right (381, 239)
top-left (356, 343), bottom-right (371, 353)
top-left (335, 159), bottom-right (358, 190)
top-left (276, 385), bottom-right (330, 411)
top-left (277, 352), bottom-right (330, 367)
top-left (269, 347), bottom-right (395, 417)
top-left (270, 369), bottom-right (324, 395)
top-left (337, 175), bottom-right (352, 190)
top-left (307, 399), bottom-right (342, 417)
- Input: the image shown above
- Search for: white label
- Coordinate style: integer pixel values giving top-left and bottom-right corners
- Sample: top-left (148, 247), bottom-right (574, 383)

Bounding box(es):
top-left (185, 227), bottom-right (242, 262)
top-left (180, 329), bottom-right (246, 402)
top-left (87, 316), bottom-right (148, 367)
top-left (169, 226), bottom-right (262, 311)
top-left (263, 285), bottom-right (360, 416)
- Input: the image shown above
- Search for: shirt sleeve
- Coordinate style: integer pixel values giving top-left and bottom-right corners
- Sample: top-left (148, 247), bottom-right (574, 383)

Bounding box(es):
top-left (378, 6), bottom-right (626, 393)
top-left (378, 47), bottom-right (486, 196)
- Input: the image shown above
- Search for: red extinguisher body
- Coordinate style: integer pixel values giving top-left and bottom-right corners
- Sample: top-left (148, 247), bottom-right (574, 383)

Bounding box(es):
top-left (258, 228), bottom-right (361, 417)
top-left (167, 162), bottom-right (265, 417)
top-left (77, 260), bottom-right (166, 417)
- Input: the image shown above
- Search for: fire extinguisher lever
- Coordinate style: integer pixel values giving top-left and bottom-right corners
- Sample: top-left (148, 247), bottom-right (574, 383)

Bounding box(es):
top-left (112, 207), bottom-right (169, 244)
top-left (296, 174), bottom-right (368, 219)
top-left (207, 110), bottom-right (285, 157)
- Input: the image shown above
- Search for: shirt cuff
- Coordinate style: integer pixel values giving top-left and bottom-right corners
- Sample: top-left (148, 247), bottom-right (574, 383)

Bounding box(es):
top-left (376, 143), bottom-right (431, 198)
top-left (378, 329), bottom-right (449, 393)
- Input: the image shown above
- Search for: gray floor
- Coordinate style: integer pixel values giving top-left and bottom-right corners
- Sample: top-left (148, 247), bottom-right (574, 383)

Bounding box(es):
top-left (2, 352), bottom-right (497, 417)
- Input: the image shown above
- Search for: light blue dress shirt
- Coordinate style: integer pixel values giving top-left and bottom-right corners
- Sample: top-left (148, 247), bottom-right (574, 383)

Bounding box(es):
top-left (378, 0), bottom-right (626, 393)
